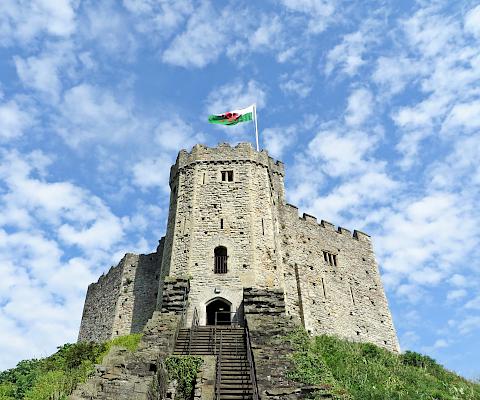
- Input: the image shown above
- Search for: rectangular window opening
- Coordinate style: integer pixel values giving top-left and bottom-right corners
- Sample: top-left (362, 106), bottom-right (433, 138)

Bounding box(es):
top-left (220, 218), bottom-right (224, 229)
top-left (202, 173), bottom-right (206, 184)
top-left (323, 251), bottom-right (337, 267)
top-left (221, 170), bottom-right (234, 182)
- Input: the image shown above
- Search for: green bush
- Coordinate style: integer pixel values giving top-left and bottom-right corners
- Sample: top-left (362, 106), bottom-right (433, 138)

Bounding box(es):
top-left (165, 356), bottom-right (203, 400)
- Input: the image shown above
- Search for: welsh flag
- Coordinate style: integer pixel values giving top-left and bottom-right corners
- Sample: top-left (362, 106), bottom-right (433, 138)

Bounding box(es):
top-left (208, 105), bottom-right (254, 125)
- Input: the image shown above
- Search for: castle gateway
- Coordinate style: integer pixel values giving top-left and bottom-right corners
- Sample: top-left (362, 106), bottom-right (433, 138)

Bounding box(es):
top-left (78, 142), bottom-right (399, 353)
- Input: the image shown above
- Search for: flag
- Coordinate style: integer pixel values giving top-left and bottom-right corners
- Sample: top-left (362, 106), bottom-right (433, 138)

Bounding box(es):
top-left (208, 105), bottom-right (254, 125)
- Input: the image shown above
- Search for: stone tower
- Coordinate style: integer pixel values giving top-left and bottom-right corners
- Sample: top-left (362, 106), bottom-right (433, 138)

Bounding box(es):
top-left (78, 142), bottom-right (399, 352)
top-left (160, 143), bottom-right (285, 326)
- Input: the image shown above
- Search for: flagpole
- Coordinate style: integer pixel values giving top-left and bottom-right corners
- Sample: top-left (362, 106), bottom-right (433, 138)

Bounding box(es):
top-left (253, 104), bottom-right (259, 151)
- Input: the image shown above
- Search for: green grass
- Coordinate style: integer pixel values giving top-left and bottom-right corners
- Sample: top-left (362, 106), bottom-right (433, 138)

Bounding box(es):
top-left (0, 334), bottom-right (142, 400)
top-left (287, 329), bottom-right (480, 400)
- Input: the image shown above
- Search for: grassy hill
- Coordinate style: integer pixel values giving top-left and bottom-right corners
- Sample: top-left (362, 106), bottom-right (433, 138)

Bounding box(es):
top-left (287, 329), bottom-right (480, 399)
top-left (0, 334), bottom-right (142, 400)
top-left (1, 330), bottom-right (478, 399)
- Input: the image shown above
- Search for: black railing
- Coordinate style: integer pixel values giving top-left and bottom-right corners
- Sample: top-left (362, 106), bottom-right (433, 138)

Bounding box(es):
top-left (215, 330), bottom-right (223, 400)
top-left (214, 311), bottom-right (242, 327)
top-left (188, 307), bottom-right (199, 354)
top-left (214, 255), bottom-right (228, 273)
top-left (245, 319), bottom-right (259, 400)
top-left (173, 290), bottom-right (188, 348)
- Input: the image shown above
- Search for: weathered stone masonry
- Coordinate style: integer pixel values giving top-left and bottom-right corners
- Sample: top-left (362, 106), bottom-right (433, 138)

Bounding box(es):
top-left (78, 142), bottom-right (399, 353)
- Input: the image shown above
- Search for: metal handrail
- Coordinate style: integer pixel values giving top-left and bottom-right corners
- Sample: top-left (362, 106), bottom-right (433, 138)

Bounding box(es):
top-left (245, 319), bottom-right (259, 400)
top-left (172, 290), bottom-right (188, 352)
top-left (188, 307), bottom-right (199, 354)
top-left (214, 311), bottom-right (243, 327)
top-left (215, 330), bottom-right (223, 400)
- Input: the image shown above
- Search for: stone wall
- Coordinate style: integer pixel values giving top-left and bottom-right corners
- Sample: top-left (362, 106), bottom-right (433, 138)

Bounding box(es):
top-left (279, 204), bottom-right (399, 352)
top-left (78, 245), bottom-right (163, 342)
top-left (78, 263), bottom-right (123, 343)
top-left (243, 287), bottom-right (286, 315)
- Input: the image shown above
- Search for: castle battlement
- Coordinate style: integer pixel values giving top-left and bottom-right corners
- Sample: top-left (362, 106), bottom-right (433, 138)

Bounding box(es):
top-left (283, 203), bottom-right (371, 243)
top-left (170, 142), bottom-right (285, 184)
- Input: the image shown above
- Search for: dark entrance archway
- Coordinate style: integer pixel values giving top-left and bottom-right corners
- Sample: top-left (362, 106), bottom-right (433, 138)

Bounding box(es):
top-left (206, 298), bottom-right (231, 325)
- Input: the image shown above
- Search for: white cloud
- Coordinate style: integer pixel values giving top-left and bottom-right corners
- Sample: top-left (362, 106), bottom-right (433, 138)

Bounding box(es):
top-left (386, 5), bottom-right (480, 168)
top-left (54, 84), bottom-right (140, 147)
top-left (206, 80), bottom-right (266, 114)
top-left (279, 69), bottom-right (312, 98)
top-left (263, 125), bottom-right (296, 159)
top-left (0, 0), bottom-right (77, 45)
top-left (154, 115), bottom-right (204, 152)
top-left (123, 0), bottom-right (193, 36)
top-left (162, 3), bottom-right (225, 68)
top-left (325, 19), bottom-right (380, 77)
top-left (465, 296), bottom-right (480, 310)
top-left (373, 56), bottom-right (424, 96)
top-left (447, 289), bottom-right (467, 301)
top-left (442, 100), bottom-right (480, 133)
top-left (0, 99), bottom-right (34, 141)
top-left (345, 88), bottom-right (374, 126)
top-left (376, 193), bottom-right (478, 290)
top-left (307, 128), bottom-right (377, 176)
top-left (279, 0), bottom-right (335, 33)
top-left (308, 171), bottom-right (397, 223)
top-left (132, 154), bottom-right (172, 192)
top-left (0, 150), bottom-right (136, 370)
top-left (450, 274), bottom-right (468, 287)
top-left (14, 42), bottom-right (76, 101)
top-left (458, 316), bottom-right (480, 335)
top-left (464, 5), bottom-right (480, 37)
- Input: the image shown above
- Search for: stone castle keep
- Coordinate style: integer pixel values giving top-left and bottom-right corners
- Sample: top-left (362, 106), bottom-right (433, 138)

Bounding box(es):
top-left (78, 142), bottom-right (399, 353)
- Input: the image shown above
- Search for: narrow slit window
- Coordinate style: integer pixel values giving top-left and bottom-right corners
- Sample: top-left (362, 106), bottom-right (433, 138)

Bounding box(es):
top-left (349, 285), bottom-right (356, 305)
top-left (202, 173), bottom-right (206, 184)
top-left (261, 218), bottom-right (265, 235)
top-left (321, 278), bottom-right (327, 298)
top-left (220, 218), bottom-right (224, 229)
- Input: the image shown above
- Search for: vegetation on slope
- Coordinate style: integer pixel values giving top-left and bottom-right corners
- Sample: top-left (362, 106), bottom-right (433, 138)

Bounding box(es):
top-left (287, 329), bottom-right (480, 400)
top-left (0, 334), bottom-right (142, 400)
top-left (165, 356), bottom-right (203, 400)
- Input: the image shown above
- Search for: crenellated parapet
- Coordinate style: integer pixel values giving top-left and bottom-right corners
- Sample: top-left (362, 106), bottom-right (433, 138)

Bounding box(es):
top-left (282, 203), bottom-right (371, 243)
top-left (169, 142), bottom-right (285, 185)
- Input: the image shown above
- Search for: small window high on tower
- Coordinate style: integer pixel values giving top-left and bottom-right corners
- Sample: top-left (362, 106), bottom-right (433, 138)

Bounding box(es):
top-left (214, 246), bottom-right (228, 273)
top-left (221, 170), bottom-right (234, 182)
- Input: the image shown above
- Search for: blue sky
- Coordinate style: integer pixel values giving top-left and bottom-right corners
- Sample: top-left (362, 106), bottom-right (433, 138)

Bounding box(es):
top-left (1, 0), bottom-right (480, 379)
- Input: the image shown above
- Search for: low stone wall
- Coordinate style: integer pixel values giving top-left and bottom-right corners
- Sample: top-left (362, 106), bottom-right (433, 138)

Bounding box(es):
top-left (161, 277), bottom-right (190, 313)
top-left (70, 311), bottom-right (181, 400)
top-left (247, 315), bottom-right (333, 400)
top-left (243, 287), bottom-right (286, 315)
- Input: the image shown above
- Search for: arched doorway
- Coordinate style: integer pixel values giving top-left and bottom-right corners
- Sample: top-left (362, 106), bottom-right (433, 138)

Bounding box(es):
top-left (206, 298), bottom-right (231, 325)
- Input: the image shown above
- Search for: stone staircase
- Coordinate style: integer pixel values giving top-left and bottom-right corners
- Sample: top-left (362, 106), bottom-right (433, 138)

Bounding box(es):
top-left (174, 326), bottom-right (254, 400)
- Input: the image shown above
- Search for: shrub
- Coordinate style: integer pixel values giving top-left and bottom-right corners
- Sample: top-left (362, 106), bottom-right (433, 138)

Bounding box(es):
top-left (165, 356), bottom-right (203, 400)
